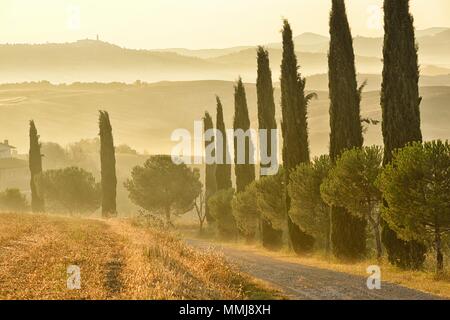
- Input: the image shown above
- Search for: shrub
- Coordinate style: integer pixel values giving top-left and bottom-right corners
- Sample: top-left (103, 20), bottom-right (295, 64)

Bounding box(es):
top-left (321, 147), bottom-right (383, 259)
top-left (208, 188), bottom-right (237, 239)
top-left (379, 140), bottom-right (450, 273)
top-left (255, 169), bottom-right (286, 232)
top-left (0, 189), bottom-right (29, 213)
top-left (289, 155), bottom-right (332, 252)
top-left (41, 167), bottom-right (101, 214)
top-left (232, 182), bottom-right (259, 242)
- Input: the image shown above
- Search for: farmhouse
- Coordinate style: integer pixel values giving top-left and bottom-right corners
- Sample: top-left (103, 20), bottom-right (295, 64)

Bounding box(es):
top-left (0, 140), bottom-right (29, 193)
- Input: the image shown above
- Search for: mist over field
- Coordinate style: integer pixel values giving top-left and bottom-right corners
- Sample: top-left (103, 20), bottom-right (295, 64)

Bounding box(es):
top-left (1, 27), bottom-right (449, 156)
top-left (1, 0), bottom-right (450, 304)
top-left (1, 81), bottom-right (449, 157)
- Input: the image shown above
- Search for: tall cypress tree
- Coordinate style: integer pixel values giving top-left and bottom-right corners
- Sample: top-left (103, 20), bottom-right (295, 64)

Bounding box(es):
top-left (328, 0), bottom-right (367, 260)
top-left (256, 47), bottom-right (283, 250)
top-left (280, 20), bottom-right (315, 254)
top-left (99, 110), bottom-right (117, 217)
top-left (381, 0), bottom-right (426, 268)
top-left (203, 111), bottom-right (217, 223)
top-left (233, 78), bottom-right (255, 193)
top-left (215, 96), bottom-right (232, 191)
top-left (29, 120), bottom-right (45, 212)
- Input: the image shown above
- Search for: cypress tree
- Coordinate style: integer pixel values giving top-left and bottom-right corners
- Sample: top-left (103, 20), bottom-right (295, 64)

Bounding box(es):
top-left (381, 0), bottom-right (426, 268)
top-left (233, 78), bottom-right (255, 193)
top-left (99, 110), bottom-right (117, 217)
top-left (203, 111), bottom-right (217, 223)
top-left (280, 20), bottom-right (315, 254)
top-left (215, 97), bottom-right (232, 191)
top-left (29, 120), bottom-right (45, 212)
top-left (328, 0), bottom-right (367, 260)
top-left (256, 47), bottom-right (283, 250)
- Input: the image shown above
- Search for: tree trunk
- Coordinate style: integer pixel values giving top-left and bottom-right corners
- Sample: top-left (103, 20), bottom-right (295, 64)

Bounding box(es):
top-left (326, 206), bottom-right (332, 255)
top-left (199, 220), bottom-right (204, 234)
top-left (165, 207), bottom-right (171, 225)
top-left (373, 223), bottom-right (382, 260)
top-left (368, 206), bottom-right (382, 260)
top-left (435, 224), bottom-right (444, 274)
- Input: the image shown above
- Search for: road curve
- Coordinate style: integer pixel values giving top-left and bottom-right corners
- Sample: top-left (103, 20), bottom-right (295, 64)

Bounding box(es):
top-left (186, 239), bottom-right (440, 300)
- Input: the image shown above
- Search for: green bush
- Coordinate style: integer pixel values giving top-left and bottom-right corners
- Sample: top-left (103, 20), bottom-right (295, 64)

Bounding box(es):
top-left (321, 146), bottom-right (383, 259)
top-left (379, 140), bottom-right (450, 273)
top-left (42, 167), bottom-right (101, 214)
top-left (208, 188), bottom-right (237, 239)
top-left (255, 169), bottom-right (286, 232)
top-left (0, 189), bottom-right (29, 213)
top-left (289, 156), bottom-right (331, 252)
top-left (232, 182), bottom-right (259, 242)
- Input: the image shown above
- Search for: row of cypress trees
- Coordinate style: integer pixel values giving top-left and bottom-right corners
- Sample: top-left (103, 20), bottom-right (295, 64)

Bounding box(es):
top-left (28, 111), bottom-right (118, 218)
top-left (327, 0), bottom-right (425, 264)
top-left (27, 0), bottom-right (424, 268)
top-left (204, 0), bottom-right (425, 267)
top-left (203, 19), bottom-right (318, 251)
top-left (328, 0), bottom-right (367, 260)
top-left (380, 0), bottom-right (427, 268)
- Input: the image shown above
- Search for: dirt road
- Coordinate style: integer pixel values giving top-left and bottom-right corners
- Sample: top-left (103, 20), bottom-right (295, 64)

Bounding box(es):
top-left (186, 239), bottom-right (440, 300)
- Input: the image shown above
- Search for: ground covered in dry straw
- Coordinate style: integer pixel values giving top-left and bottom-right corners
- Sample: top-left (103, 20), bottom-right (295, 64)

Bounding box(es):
top-left (0, 212), bottom-right (277, 300)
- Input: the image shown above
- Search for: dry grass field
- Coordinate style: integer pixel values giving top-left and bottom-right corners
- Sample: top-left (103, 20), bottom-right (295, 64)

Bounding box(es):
top-left (0, 212), bottom-right (279, 300)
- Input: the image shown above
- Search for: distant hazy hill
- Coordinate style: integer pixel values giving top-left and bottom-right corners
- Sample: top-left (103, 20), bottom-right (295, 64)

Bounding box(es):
top-left (208, 48), bottom-right (382, 78)
top-left (305, 73), bottom-right (450, 91)
top-left (268, 28), bottom-right (450, 66)
top-left (0, 81), bottom-right (448, 157)
top-left (0, 27), bottom-right (449, 84)
top-left (149, 46), bottom-right (253, 59)
top-left (0, 40), bottom-right (235, 83)
top-left (154, 28), bottom-right (450, 66)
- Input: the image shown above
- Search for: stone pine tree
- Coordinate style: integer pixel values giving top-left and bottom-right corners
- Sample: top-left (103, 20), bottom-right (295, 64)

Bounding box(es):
top-left (99, 110), bottom-right (117, 217)
top-left (215, 96), bottom-right (232, 191)
top-left (280, 20), bottom-right (315, 254)
top-left (29, 120), bottom-right (45, 212)
top-left (256, 46), bottom-right (283, 249)
top-left (380, 0), bottom-right (426, 268)
top-left (203, 111), bottom-right (217, 223)
top-left (233, 78), bottom-right (255, 193)
top-left (328, 0), bottom-right (367, 260)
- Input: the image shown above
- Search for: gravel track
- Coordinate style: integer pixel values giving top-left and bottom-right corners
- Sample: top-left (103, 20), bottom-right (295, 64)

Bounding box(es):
top-left (186, 239), bottom-right (441, 300)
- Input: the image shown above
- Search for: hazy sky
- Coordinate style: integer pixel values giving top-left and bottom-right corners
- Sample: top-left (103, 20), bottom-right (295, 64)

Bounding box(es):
top-left (1, 0), bottom-right (449, 49)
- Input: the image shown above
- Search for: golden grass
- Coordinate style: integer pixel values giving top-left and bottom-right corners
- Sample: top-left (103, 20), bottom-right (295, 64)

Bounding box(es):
top-left (0, 212), bottom-right (280, 300)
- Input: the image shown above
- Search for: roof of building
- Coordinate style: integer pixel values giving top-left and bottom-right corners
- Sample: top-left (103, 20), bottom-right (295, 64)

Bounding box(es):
top-left (0, 158), bottom-right (28, 169)
top-left (0, 142), bottom-right (16, 150)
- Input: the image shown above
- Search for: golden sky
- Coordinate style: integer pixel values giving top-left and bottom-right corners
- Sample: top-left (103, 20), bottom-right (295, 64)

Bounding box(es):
top-left (1, 0), bottom-right (449, 49)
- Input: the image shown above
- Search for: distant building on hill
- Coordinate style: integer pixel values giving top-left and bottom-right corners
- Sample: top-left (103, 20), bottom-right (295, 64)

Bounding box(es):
top-left (0, 140), bottom-right (17, 158)
top-left (0, 140), bottom-right (29, 194)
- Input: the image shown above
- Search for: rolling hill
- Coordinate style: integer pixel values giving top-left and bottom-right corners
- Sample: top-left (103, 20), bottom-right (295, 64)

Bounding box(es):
top-left (304, 73), bottom-right (450, 91)
top-left (0, 27), bottom-right (449, 84)
top-left (153, 28), bottom-right (450, 67)
top-left (0, 81), bottom-right (448, 158)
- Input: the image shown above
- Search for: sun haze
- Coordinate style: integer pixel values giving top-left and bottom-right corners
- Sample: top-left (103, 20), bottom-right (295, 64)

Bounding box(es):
top-left (0, 0), bottom-right (449, 49)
